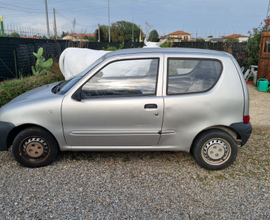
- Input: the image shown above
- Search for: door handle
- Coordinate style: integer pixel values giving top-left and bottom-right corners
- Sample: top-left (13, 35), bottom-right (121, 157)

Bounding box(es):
top-left (144, 104), bottom-right (158, 109)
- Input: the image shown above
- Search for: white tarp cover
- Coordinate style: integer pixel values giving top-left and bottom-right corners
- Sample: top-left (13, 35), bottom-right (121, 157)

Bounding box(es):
top-left (59, 40), bottom-right (167, 80)
top-left (59, 47), bottom-right (110, 80)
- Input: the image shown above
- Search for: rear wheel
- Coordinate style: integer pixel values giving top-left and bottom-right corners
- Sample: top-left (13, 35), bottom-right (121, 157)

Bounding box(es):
top-left (192, 129), bottom-right (238, 170)
top-left (12, 127), bottom-right (59, 168)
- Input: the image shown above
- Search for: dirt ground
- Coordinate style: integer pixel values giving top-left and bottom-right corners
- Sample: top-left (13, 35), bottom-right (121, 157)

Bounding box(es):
top-left (248, 84), bottom-right (270, 128)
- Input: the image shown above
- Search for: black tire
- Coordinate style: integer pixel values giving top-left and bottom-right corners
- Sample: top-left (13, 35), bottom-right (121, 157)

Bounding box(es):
top-left (12, 127), bottom-right (59, 168)
top-left (192, 129), bottom-right (238, 170)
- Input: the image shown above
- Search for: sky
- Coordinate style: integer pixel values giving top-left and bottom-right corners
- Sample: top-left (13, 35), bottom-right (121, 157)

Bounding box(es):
top-left (0, 0), bottom-right (269, 39)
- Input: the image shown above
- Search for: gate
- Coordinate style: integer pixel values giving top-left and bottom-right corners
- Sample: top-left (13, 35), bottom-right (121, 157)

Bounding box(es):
top-left (257, 32), bottom-right (270, 81)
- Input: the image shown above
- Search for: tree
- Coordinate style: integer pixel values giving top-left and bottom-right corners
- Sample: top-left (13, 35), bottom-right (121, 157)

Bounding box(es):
top-left (100, 25), bottom-right (109, 41)
top-left (112, 20), bottom-right (141, 42)
top-left (111, 23), bottom-right (124, 42)
top-left (95, 21), bottom-right (142, 42)
top-left (94, 25), bottom-right (108, 42)
top-left (10, 32), bottom-right (20, 38)
top-left (83, 35), bottom-right (96, 42)
top-left (225, 37), bottom-right (239, 43)
top-left (149, 29), bottom-right (159, 42)
top-left (95, 27), bottom-right (104, 42)
top-left (196, 38), bottom-right (205, 42)
top-left (61, 31), bottom-right (69, 38)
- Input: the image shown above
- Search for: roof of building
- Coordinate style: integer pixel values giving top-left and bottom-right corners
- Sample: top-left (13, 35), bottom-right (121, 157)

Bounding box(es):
top-left (223, 34), bottom-right (248, 38)
top-left (21, 36), bottom-right (42, 39)
top-left (169, 31), bottom-right (190, 36)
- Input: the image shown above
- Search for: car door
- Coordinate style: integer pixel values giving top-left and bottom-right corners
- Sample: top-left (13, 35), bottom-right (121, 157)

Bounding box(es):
top-left (160, 56), bottom-right (224, 150)
top-left (61, 57), bottom-right (164, 147)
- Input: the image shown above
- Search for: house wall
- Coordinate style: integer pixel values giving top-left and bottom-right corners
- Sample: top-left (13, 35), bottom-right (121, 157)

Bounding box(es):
top-left (238, 37), bottom-right (248, 42)
top-left (168, 34), bottom-right (190, 42)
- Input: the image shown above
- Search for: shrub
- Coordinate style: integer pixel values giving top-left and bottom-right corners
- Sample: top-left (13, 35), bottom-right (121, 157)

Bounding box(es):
top-left (0, 72), bottom-right (64, 108)
top-left (245, 16), bottom-right (270, 65)
top-left (102, 41), bottom-right (125, 51)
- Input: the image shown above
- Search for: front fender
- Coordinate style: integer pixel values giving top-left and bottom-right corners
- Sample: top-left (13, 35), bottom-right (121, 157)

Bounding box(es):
top-left (0, 121), bottom-right (15, 151)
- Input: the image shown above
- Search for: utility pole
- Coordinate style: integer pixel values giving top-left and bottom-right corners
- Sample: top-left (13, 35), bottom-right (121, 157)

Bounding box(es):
top-left (132, 12), bottom-right (134, 42)
top-left (108, 0), bottom-right (110, 42)
top-left (98, 23), bottom-right (100, 42)
top-left (44, 0), bottom-right (50, 38)
top-left (267, 0), bottom-right (270, 17)
top-left (53, 8), bottom-right (57, 39)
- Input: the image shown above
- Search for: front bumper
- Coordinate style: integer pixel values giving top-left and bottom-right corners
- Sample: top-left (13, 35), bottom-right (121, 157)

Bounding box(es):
top-left (0, 121), bottom-right (15, 151)
top-left (230, 122), bottom-right (252, 146)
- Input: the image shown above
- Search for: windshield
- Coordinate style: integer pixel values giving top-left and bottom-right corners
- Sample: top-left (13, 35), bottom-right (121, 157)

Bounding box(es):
top-left (57, 56), bottom-right (104, 95)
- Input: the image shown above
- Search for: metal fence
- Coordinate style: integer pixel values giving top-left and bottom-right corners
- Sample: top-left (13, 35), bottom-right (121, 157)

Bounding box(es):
top-left (0, 37), bottom-right (246, 81)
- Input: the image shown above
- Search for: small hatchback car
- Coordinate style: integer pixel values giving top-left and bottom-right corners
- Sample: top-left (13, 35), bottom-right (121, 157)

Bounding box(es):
top-left (0, 48), bottom-right (252, 170)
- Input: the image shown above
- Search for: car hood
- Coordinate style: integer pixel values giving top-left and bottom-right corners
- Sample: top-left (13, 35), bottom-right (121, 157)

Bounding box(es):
top-left (8, 82), bottom-right (60, 105)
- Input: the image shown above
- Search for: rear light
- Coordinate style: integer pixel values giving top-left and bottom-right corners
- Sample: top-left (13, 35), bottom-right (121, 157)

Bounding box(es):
top-left (243, 115), bottom-right (250, 124)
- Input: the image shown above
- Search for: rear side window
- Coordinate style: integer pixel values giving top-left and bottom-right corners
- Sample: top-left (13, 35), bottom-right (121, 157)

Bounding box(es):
top-left (167, 59), bottom-right (222, 95)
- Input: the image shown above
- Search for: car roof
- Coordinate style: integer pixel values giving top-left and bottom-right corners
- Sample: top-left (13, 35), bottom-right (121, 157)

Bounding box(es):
top-left (104, 47), bottom-right (229, 59)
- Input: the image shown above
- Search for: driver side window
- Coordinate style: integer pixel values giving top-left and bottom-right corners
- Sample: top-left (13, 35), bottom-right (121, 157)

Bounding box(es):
top-left (82, 58), bottom-right (159, 98)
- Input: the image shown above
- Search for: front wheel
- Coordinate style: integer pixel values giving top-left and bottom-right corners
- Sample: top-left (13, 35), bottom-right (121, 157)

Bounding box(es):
top-left (12, 127), bottom-right (59, 168)
top-left (192, 129), bottom-right (238, 170)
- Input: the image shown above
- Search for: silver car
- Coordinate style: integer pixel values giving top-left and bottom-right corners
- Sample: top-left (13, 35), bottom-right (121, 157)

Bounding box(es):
top-left (0, 48), bottom-right (252, 170)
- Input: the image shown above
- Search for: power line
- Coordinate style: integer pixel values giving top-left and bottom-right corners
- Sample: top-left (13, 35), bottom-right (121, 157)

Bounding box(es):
top-left (55, 11), bottom-right (96, 28)
top-left (0, 5), bottom-right (44, 13)
top-left (0, 2), bottom-right (43, 11)
top-left (57, 0), bottom-right (155, 12)
top-left (2, 12), bottom-right (48, 18)
top-left (0, 0), bottom-right (44, 5)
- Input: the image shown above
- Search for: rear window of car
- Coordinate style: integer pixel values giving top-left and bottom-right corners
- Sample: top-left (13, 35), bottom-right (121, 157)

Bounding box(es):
top-left (167, 58), bottom-right (222, 95)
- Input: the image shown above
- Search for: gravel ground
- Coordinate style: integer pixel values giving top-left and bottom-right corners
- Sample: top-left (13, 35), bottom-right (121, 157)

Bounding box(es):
top-left (0, 85), bottom-right (270, 219)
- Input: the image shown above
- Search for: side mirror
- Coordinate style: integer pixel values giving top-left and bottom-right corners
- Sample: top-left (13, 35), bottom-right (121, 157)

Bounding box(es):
top-left (72, 88), bottom-right (82, 101)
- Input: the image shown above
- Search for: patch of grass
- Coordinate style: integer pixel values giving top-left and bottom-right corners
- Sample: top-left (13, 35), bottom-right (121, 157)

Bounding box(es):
top-left (215, 174), bottom-right (227, 180)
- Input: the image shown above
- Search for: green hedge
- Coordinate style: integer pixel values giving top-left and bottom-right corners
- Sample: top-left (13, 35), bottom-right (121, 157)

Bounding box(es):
top-left (0, 72), bottom-right (64, 108)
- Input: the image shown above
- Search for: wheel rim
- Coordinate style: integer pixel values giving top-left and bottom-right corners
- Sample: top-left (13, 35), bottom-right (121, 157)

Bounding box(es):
top-left (20, 137), bottom-right (50, 163)
top-left (201, 138), bottom-right (231, 166)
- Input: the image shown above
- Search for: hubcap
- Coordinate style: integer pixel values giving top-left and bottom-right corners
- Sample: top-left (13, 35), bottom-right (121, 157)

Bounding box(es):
top-left (21, 137), bottom-right (49, 159)
top-left (201, 138), bottom-right (231, 165)
top-left (26, 142), bottom-right (44, 158)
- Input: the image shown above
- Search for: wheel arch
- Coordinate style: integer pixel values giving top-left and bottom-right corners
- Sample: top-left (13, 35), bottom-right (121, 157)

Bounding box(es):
top-left (190, 125), bottom-right (241, 155)
top-left (7, 124), bottom-right (60, 150)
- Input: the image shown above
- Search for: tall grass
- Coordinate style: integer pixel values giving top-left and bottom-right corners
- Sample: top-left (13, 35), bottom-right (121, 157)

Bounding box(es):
top-left (0, 72), bottom-right (64, 108)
